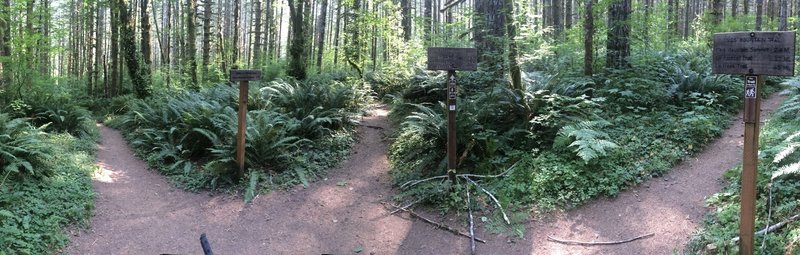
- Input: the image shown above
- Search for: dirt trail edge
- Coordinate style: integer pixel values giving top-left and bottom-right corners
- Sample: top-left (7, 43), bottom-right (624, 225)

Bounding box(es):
top-left (65, 107), bottom-right (528, 254)
top-left (527, 93), bottom-right (787, 254)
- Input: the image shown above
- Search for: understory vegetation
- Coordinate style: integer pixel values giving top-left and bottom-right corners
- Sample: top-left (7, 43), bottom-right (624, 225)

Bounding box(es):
top-left (381, 42), bottom-right (786, 236)
top-left (688, 86), bottom-right (800, 254)
top-left (0, 92), bottom-right (98, 254)
top-left (107, 77), bottom-right (372, 199)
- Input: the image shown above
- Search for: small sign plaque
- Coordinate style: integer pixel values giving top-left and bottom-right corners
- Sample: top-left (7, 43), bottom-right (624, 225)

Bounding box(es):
top-left (745, 76), bottom-right (757, 98)
top-left (427, 48), bottom-right (478, 71)
top-left (712, 31), bottom-right (796, 76)
top-left (230, 70), bottom-right (263, 81)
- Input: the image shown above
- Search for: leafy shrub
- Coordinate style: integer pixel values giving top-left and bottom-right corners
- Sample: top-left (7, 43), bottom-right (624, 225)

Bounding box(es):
top-left (0, 113), bottom-right (50, 178)
top-left (112, 79), bottom-right (371, 192)
top-left (0, 133), bottom-right (95, 254)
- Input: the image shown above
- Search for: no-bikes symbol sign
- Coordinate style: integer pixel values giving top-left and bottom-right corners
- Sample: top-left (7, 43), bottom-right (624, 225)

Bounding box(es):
top-left (745, 75), bottom-right (757, 98)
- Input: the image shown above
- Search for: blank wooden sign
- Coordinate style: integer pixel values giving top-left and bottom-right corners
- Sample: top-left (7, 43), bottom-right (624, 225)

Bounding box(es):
top-left (230, 70), bottom-right (263, 81)
top-left (427, 48), bottom-right (478, 71)
top-left (712, 31), bottom-right (796, 76)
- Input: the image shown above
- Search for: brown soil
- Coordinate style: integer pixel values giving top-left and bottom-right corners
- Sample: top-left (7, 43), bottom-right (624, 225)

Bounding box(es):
top-left (64, 94), bottom-right (785, 255)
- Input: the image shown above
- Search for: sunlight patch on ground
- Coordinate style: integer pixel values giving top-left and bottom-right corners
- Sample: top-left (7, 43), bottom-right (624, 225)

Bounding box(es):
top-left (372, 107), bottom-right (389, 117)
top-left (92, 163), bottom-right (120, 183)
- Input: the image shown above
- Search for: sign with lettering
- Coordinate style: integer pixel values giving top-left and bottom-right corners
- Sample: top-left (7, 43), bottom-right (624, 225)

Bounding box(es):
top-left (712, 31), bottom-right (796, 76)
top-left (230, 70), bottom-right (263, 81)
top-left (427, 48), bottom-right (478, 71)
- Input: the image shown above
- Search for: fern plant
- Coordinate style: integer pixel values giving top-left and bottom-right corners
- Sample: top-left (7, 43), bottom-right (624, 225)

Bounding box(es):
top-left (0, 114), bottom-right (51, 177)
top-left (553, 120), bottom-right (619, 163)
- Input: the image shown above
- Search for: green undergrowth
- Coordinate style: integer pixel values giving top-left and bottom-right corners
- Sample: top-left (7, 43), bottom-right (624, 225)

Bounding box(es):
top-left (107, 77), bottom-right (372, 199)
top-left (0, 116), bottom-right (98, 254)
top-left (381, 45), bottom-right (784, 237)
top-left (687, 88), bottom-right (800, 254)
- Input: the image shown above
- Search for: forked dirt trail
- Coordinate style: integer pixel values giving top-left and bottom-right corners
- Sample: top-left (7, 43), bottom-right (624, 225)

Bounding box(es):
top-left (65, 108), bottom-right (526, 254)
top-left (527, 93), bottom-right (786, 254)
top-left (66, 94), bottom-right (785, 254)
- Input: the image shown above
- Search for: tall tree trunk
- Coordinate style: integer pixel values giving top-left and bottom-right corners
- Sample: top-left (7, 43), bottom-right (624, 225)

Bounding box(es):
top-left (333, 2), bottom-right (341, 65)
top-left (565, 0), bottom-right (573, 29)
top-left (607, 0), bottom-right (631, 69)
top-left (424, 0), bottom-right (432, 42)
top-left (553, 0), bottom-right (562, 35)
top-left (117, 0), bottom-right (152, 98)
top-left (506, 0), bottom-right (522, 90)
top-left (202, 0), bottom-right (212, 76)
top-left (745, 0), bottom-right (751, 14)
top-left (94, 3), bottom-right (104, 96)
top-left (87, 1), bottom-right (96, 96)
top-left (401, 0), bottom-right (411, 41)
top-left (584, 0), bottom-right (593, 76)
top-left (316, 0), bottom-right (328, 72)
top-left (287, 0), bottom-right (307, 80)
top-left (0, 0), bottom-right (11, 89)
top-left (756, 0), bottom-right (764, 30)
top-left (712, 0), bottom-right (723, 25)
top-left (733, 0), bottom-right (739, 16)
top-left (474, 0), bottom-right (507, 75)
top-left (232, 0), bottom-right (239, 65)
top-left (780, 0), bottom-right (788, 29)
top-left (39, 0), bottom-right (49, 76)
top-left (253, 0), bottom-right (262, 67)
top-left (110, 1), bottom-right (120, 97)
top-left (141, 0), bottom-right (152, 66)
top-left (186, 0), bottom-right (198, 88)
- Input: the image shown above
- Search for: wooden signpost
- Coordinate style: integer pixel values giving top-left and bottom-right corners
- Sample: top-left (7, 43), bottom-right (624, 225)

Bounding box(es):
top-left (230, 69), bottom-right (263, 175)
top-left (712, 31), bottom-right (795, 255)
top-left (427, 47), bottom-right (478, 183)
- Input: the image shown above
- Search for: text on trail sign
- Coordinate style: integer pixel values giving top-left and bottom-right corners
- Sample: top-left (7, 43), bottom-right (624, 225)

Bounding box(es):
top-left (230, 70), bottom-right (263, 81)
top-left (427, 48), bottom-right (478, 71)
top-left (712, 31), bottom-right (796, 76)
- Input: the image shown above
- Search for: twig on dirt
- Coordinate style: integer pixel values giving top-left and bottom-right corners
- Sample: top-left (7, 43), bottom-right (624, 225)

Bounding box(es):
top-left (383, 202), bottom-right (487, 243)
top-left (457, 160), bottom-right (521, 179)
top-left (467, 185), bottom-right (476, 255)
top-left (400, 175), bottom-right (448, 189)
top-left (546, 233), bottom-right (655, 246)
top-left (390, 198), bottom-right (424, 215)
top-left (462, 176), bottom-right (511, 225)
top-left (399, 161), bottom-right (520, 190)
top-left (732, 214), bottom-right (800, 243)
top-left (362, 124), bottom-right (385, 130)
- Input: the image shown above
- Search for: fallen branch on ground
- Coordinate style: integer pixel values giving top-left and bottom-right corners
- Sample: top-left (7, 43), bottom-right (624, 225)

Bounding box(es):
top-left (732, 214), bottom-right (800, 243)
top-left (383, 202), bottom-right (487, 243)
top-left (389, 198), bottom-right (423, 215)
top-left (462, 176), bottom-right (511, 225)
top-left (546, 233), bottom-right (655, 246)
top-left (399, 161), bottom-right (520, 189)
top-left (467, 186), bottom-right (476, 255)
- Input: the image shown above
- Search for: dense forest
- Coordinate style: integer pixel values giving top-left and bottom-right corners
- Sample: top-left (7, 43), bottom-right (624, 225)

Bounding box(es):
top-left (0, 0), bottom-right (799, 254)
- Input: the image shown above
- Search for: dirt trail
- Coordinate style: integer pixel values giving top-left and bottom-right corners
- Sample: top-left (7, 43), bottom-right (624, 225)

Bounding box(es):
top-left (65, 108), bottom-right (527, 254)
top-left (66, 94), bottom-right (785, 254)
top-left (527, 93), bottom-right (786, 254)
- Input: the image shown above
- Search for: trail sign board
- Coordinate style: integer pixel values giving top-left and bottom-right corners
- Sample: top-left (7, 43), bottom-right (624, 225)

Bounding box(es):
top-left (426, 47), bottom-right (477, 183)
top-left (712, 31), bottom-right (796, 255)
top-left (427, 48), bottom-right (478, 71)
top-left (712, 31), bottom-right (796, 76)
top-left (230, 70), bottom-right (263, 81)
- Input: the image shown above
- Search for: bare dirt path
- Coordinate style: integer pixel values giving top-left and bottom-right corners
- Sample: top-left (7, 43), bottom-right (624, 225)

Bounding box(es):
top-left (65, 108), bottom-right (526, 254)
top-left (66, 94), bottom-right (785, 255)
top-left (526, 93), bottom-right (787, 254)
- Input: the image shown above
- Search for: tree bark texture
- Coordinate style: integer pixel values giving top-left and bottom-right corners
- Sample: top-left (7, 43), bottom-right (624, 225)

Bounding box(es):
top-left (607, 0), bottom-right (631, 69)
top-left (287, 0), bottom-right (308, 80)
top-left (117, 0), bottom-right (151, 98)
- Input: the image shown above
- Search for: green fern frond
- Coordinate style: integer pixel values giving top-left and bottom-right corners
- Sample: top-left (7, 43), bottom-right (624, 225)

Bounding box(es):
top-left (772, 161), bottom-right (800, 180)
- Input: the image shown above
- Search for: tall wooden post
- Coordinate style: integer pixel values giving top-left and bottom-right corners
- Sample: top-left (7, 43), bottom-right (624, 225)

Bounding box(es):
top-left (446, 70), bottom-right (458, 183)
top-left (711, 31), bottom-right (795, 255)
top-left (230, 69), bottom-right (262, 176)
top-left (426, 47), bottom-right (477, 184)
top-left (739, 75), bottom-right (762, 255)
top-left (237, 80), bottom-right (249, 174)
